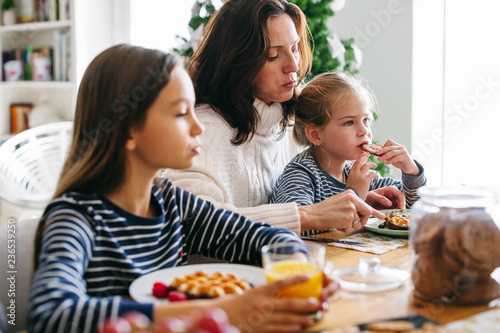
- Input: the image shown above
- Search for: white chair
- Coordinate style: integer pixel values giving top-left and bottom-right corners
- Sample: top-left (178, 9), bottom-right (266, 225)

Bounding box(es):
top-left (0, 122), bottom-right (72, 225)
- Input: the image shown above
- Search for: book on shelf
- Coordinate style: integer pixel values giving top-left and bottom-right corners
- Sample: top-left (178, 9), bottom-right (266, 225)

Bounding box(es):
top-left (17, 0), bottom-right (35, 23)
top-left (10, 103), bottom-right (33, 134)
top-left (2, 45), bottom-right (56, 81)
top-left (12, 0), bottom-right (71, 23)
top-left (52, 29), bottom-right (69, 81)
top-left (27, 0), bottom-right (71, 22)
top-left (59, 0), bottom-right (70, 21)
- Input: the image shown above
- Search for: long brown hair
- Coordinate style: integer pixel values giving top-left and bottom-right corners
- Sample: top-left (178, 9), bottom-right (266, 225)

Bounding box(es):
top-left (188, 0), bottom-right (313, 145)
top-left (293, 71), bottom-right (377, 148)
top-left (34, 44), bottom-right (180, 269)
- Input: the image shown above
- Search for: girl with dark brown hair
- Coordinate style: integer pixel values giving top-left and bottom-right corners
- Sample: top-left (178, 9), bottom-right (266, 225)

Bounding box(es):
top-left (27, 44), bottom-right (337, 333)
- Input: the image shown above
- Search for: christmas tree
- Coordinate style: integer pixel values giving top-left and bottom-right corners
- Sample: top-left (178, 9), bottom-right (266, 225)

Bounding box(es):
top-left (288, 0), bottom-right (360, 76)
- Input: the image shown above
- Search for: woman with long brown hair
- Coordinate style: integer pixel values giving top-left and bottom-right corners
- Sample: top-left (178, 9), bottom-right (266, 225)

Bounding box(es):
top-left (27, 44), bottom-right (337, 333)
top-left (165, 0), bottom-right (399, 235)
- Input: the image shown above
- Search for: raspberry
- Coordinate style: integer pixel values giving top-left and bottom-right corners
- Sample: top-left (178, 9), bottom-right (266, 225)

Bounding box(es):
top-left (152, 282), bottom-right (169, 298)
top-left (168, 291), bottom-right (188, 302)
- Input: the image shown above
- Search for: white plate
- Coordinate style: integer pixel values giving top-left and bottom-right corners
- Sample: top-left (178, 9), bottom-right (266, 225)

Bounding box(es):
top-left (129, 263), bottom-right (266, 303)
top-left (364, 215), bottom-right (409, 238)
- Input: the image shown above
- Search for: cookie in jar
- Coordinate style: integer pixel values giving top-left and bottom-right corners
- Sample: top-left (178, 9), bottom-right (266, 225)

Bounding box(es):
top-left (410, 186), bottom-right (500, 305)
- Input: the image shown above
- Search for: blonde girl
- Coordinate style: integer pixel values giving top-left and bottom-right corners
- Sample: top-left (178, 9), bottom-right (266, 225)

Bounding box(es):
top-left (271, 72), bottom-right (426, 227)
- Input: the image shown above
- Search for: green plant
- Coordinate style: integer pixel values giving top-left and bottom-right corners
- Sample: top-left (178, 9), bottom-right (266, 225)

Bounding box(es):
top-left (173, 1), bottom-right (216, 59)
top-left (367, 154), bottom-right (393, 177)
top-left (1, 0), bottom-right (15, 11)
top-left (288, 0), bottom-right (358, 77)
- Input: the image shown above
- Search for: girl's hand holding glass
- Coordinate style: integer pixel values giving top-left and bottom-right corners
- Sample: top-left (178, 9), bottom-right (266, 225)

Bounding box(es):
top-left (257, 243), bottom-right (338, 330)
top-left (262, 243), bottom-right (325, 299)
top-left (215, 272), bottom-right (336, 333)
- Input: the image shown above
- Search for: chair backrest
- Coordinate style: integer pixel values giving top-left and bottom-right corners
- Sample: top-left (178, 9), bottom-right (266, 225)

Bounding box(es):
top-left (0, 218), bottom-right (39, 332)
top-left (0, 122), bottom-right (72, 209)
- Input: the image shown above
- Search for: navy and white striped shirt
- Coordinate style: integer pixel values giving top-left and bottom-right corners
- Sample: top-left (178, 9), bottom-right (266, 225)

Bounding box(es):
top-left (270, 151), bottom-right (427, 235)
top-left (27, 178), bottom-right (301, 333)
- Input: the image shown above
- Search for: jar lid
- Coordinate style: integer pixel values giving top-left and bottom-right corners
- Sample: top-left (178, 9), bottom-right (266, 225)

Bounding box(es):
top-left (417, 185), bottom-right (499, 208)
top-left (333, 258), bottom-right (409, 292)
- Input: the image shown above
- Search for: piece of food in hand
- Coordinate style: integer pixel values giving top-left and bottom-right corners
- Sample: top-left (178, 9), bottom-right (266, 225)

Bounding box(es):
top-left (361, 143), bottom-right (383, 155)
top-left (379, 211), bottom-right (410, 230)
top-left (169, 270), bottom-right (252, 300)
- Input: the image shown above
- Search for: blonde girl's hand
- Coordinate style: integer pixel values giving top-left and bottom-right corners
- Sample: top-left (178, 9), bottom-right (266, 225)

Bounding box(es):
top-left (377, 140), bottom-right (420, 176)
top-left (216, 275), bottom-right (325, 333)
top-left (345, 152), bottom-right (378, 200)
top-left (366, 186), bottom-right (406, 211)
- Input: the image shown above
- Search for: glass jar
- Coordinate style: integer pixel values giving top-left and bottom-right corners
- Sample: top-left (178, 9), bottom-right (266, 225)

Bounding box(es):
top-left (410, 186), bottom-right (500, 305)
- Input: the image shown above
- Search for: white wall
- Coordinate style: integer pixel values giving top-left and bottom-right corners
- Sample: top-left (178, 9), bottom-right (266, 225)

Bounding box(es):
top-left (329, 0), bottom-right (413, 151)
top-left (129, 0), bottom-right (192, 53)
top-left (74, 0), bottom-right (130, 86)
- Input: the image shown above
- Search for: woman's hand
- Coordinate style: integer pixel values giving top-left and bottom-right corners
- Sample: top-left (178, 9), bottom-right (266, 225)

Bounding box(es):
top-left (345, 152), bottom-right (378, 200)
top-left (377, 140), bottom-right (420, 176)
top-left (299, 190), bottom-right (385, 233)
top-left (216, 275), bottom-right (327, 332)
top-left (366, 186), bottom-right (405, 211)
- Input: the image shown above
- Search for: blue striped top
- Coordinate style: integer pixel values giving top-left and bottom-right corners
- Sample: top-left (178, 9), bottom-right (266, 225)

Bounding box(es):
top-left (270, 151), bottom-right (427, 235)
top-left (27, 178), bottom-right (301, 333)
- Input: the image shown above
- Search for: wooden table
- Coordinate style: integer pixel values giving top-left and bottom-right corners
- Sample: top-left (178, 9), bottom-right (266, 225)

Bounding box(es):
top-left (305, 229), bottom-right (492, 331)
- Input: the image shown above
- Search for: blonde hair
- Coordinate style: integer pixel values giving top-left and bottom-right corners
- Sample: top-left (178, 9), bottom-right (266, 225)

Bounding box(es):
top-left (293, 71), bottom-right (377, 147)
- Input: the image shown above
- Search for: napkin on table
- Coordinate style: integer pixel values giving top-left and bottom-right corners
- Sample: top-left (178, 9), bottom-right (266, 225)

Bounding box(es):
top-left (327, 232), bottom-right (408, 254)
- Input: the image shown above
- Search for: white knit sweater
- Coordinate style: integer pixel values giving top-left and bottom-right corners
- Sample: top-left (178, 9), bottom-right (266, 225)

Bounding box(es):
top-left (164, 98), bottom-right (303, 235)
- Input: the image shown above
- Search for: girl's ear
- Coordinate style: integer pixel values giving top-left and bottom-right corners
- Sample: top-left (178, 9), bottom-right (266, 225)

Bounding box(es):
top-left (125, 130), bottom-right (137, 151)
top-left (305, 125), bottom-right (322, 146)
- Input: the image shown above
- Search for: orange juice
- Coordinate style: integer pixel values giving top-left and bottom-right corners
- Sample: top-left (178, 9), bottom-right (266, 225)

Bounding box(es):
top-left (266, 261), bottom-right (323, 298)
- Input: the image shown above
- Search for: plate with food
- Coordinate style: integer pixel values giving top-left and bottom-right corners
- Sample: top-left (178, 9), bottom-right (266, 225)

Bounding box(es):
top-left (129, 263), bottom-right (266, 303)
top-left (365, 209), bottom-right (411, 237)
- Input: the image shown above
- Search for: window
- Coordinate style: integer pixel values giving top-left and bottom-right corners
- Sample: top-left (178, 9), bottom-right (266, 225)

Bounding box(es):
top-left (129, 0), bottom-right (192, 52)
top-left (413, 0), bottom-right (500, 191)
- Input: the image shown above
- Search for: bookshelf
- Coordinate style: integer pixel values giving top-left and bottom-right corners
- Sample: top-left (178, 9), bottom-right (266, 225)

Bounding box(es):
top-left (0, 0), bottom-right (75, 143)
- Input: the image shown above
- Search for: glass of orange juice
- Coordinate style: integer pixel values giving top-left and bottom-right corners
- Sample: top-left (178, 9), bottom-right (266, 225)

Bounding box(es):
top-left (261, 243), bottom-right (326, 300)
